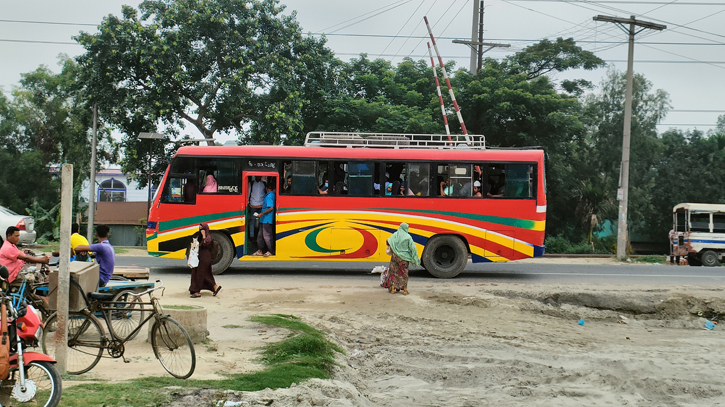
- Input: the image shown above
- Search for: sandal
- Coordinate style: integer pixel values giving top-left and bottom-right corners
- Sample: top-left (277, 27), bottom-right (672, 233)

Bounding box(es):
top-left (213, 285), bottom-right (222, 296)
top-left (252, 250), bottom-right (263, 256)
top-left (190, 293), bottom-right (201, 298)
top-left (402, 289), bottom-right (409, 296)
top-left (263, 251), bottom-right (273, 257)
top-left (388, 286), bottom-right (395, 294)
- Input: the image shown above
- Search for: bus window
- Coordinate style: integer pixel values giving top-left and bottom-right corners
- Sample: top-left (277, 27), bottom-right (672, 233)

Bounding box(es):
top-left (281, 161), bottom-right (292, 195)
top-left (482, 163), bottom-right (535, 199)
top-left (332, 161), bottom-right (348, 195)
top-left (714, 214), bottom-right (725, 233)
top-left (690, 213), bottom-right (711, 232)
top-left (348, 162), bottom-right (373, 196)
top-left (675, 210), bottom-right (686, 232)
top-left (407, 163), bottom-right (429, 196)
top-left (504, 164), bottom-right (534, 198)
top-left (449, 165), bottom-right (472, 197)
top-left (198, 158), bottom-right (240, 194)
top-left (162, 157), bottom-right (196, 204)
top-left (292, 161), bottom-right (316, 195)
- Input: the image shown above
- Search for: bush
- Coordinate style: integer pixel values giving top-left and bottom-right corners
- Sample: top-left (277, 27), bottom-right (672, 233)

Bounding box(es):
top-left (544, 234), bottom-right (615, 254)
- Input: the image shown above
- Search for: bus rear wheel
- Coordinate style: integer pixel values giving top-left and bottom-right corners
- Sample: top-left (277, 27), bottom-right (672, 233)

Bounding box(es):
top-left (700, 250), bottom-right (720, 267)
top-left (422, 235), bottom-right (467, 278)
top-left (211, 232), bottom-right (234, 275)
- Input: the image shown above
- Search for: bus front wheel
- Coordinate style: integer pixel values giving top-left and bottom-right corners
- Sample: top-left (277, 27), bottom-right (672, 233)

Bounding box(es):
top-left (700, 250), bottom-right (720, 267)
top-left (211, 232), bottom-right (235, 275)
top-left (422, 235), bottom-right (467, 278)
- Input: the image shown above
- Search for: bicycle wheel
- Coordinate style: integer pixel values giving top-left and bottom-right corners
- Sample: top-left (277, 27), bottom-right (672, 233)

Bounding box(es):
top-left (150, 316), bottom-right (196, 379)
top-left (41, 311), bottom-right (105, 375)
top-left (11, 360), bottom-right (63, 406)
top-left (108, 289), bottom-right (147, 341)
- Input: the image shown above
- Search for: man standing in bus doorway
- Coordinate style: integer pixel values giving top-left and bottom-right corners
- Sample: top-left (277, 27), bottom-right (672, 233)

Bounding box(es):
top-left (248, 176), bottom-right (265, 239)
top-left (253, 182), bottom-right (276, 257)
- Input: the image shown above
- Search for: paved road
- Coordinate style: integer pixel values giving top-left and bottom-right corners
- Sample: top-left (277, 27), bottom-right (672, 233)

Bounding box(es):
top-left (116, 256), bottom-right (725, 286)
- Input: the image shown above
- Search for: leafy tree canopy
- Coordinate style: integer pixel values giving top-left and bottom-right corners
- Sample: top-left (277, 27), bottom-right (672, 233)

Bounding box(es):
top-left (76, 0), bottom-right (335, 146)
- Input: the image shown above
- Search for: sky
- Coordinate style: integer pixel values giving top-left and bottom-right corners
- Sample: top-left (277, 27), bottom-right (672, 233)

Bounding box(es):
top-left (1, 0), bottom-right (724, 146)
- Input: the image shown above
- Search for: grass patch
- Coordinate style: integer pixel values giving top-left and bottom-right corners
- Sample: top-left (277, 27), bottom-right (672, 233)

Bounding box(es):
top-left (60, 314), bottom-right (341, 406)
top-left (164, 305), bottom-right (200, 310)
top-left (635, 255), bottom-right (667, 264)
top-left (114, 247), bottom-right (128, 255)
top-left (222, 324), bottom-right (244, 329)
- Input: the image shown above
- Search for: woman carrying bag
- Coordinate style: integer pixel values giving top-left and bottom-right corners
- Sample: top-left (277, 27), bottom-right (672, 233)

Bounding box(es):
top-left (189, 223), bottom-right (222, 298)
top-left (382, 223), bottom-right (420, 295)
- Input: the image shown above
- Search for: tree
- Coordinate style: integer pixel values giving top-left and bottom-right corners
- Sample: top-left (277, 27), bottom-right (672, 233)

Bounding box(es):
top-left (76, 0), bottom-right (335, 149)
top-left (0, 58), bottom-right (116, 235)
top-left (580, 68), bottom-right (670, 241)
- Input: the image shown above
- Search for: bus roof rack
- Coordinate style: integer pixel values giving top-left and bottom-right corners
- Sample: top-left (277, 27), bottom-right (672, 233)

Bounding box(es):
top-left (304, 132), bottom-right (485, 150)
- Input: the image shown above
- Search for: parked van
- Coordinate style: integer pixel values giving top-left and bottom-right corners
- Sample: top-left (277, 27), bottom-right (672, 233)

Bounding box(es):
top-left (671, 203), bottom-right (725, 267)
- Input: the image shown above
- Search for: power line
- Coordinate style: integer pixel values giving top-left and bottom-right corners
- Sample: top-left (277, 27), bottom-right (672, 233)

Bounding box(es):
top-left (0, 38), bottom-right (77, 45)
top-left (657, 123), bottom-right (719, 126)
top-left (378, 0), bottom-right (426, 57)
top-left (327, 1), bottom-right (415, 34)
top-left (0, 18), bottom-right (97, 26)
top-left (319, 0), bottom-right (410, 32)
top-left (509, 0), bottom-right (725, 5)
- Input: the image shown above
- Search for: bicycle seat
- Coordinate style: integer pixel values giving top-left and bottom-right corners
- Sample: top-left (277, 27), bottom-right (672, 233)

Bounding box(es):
top-left (87, 292), bottom-right (115, 302)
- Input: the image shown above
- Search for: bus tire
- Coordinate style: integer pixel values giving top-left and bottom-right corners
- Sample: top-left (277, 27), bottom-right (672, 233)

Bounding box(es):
top-left (688, 253), bottom-right (702, 267)
top-left (700, 250), bottom-right (720, 267)
top-left (422, 235), bottom-right (467, 278)
top-left (211, 232), bottom-right (234, 275)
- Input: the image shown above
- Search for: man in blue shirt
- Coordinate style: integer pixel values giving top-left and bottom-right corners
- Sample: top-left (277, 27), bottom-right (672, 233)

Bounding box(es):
top-left (253, 182), bottom-right (276, 257)
top-left (74, 225), bottom-right (115, 287)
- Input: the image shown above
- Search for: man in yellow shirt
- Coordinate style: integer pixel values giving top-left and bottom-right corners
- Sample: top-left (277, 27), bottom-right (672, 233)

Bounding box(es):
top-left (71, 223), bottom-right (91, 261)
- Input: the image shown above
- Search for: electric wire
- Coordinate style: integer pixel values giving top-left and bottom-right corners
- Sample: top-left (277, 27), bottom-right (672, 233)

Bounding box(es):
top-left (319, 0), bottom-right (410, 33)
top-left (327, 1), bottom-right (415, 34)
top-left (405, 0), bottom-right (460, 59)
top-left (378, 0), bottom-right (427, 57)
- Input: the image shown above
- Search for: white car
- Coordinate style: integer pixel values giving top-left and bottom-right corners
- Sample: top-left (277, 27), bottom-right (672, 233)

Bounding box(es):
top-left (0, 206), bottom-right (36, 245)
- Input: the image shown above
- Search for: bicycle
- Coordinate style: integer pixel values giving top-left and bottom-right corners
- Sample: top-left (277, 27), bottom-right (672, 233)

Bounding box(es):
top-left (40, 280), bottom-right (196, 379)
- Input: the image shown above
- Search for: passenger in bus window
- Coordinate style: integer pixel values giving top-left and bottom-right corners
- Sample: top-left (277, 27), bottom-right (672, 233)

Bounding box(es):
top-left (282, 176), bottom-right (292, 194)
top-left (203, 173), bottom-right (218, 193)
top-left (440, 178), bottom-right (453, 196)
top-left (391, 180), bottom-right (401, 196)
top-left (318, 174), bottom-right (329, 195)
top-left (385, 182), bottom-right (393, 196)
top-left (183, 178), bottom-right (197, 203)
top-left (473, 180), bottom-right (482, 197)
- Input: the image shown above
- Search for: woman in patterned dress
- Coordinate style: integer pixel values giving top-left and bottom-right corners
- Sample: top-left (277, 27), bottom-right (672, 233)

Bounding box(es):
top-left (382, 223), bottom-right (420, 295)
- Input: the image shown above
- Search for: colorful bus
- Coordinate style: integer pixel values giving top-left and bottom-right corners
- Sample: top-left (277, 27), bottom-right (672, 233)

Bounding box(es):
top-left (146, 132), bottom-right (546, 278)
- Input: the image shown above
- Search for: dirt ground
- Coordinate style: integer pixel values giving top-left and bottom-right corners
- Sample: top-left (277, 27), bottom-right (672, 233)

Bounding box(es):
top-left (70, 257), bottom-right (725, 406)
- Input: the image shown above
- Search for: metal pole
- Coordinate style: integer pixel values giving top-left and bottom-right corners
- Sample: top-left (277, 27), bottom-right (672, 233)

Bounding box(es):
top-left (616, 18), bottom-right (636, 260)
top-left (477, 1), bottom-right (485, 72)
top-left (56, 164), bottom-right (73, 373)
top-left (469, 0), bottom-right (479, 74)
top-left (87, 104), bottom-right (98, 242)
top-left (147, 141), bottom-right (153, 221)
top-left (427, 42), bottom-right (451, 138)
top-left (424, 16), bottom-right (470, 143)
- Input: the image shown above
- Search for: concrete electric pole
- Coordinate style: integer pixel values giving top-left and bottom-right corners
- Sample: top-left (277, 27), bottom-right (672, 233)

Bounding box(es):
top-left (453, 0), bottom-right (509, 75)
top-left (593, 15), bottom-right (665, 260)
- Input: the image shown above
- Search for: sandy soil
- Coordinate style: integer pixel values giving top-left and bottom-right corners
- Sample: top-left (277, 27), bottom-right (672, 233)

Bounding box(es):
top-left (70, 259), bottom-right (725, 406)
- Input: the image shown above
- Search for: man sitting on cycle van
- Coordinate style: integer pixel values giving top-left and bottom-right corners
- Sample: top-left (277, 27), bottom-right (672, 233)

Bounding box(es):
top-left (0, 226), bottom-right (50, 283)
top-left (73, 225), bottom-right (115, 287)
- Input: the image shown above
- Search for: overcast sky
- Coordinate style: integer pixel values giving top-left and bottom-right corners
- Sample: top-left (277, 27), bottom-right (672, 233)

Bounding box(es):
top-left (1, 0), bottom-right (724, 145)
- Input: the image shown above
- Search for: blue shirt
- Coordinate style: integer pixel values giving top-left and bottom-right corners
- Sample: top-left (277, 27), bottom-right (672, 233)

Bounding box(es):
top-left (260, 191), bottom-right (275, 224)
top-left (89, 240), bottom-right (115, 284)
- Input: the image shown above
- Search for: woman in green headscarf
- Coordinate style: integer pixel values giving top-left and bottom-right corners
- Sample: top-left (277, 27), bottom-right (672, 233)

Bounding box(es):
top-left (382, 223), bottom-right (420, 295)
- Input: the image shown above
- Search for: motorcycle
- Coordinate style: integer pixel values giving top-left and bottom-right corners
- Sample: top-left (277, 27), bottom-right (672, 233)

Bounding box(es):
top-left (0, 265), bottom-right (62, 407)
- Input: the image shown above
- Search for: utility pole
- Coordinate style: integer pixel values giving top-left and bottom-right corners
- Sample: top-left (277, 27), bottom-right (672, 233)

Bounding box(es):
top-left (593, 15), bottom-right (665, 260)
top-left (87, 104), bottom-right (98, 242)
top-left (453, 1), bottom-right (510, 75)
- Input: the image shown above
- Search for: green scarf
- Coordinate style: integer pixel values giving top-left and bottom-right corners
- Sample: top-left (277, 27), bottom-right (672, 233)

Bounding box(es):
top-left (387, 223), bottom-right (420, 266)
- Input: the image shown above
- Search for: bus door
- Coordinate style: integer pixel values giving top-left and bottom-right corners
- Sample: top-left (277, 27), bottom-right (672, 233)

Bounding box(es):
top-left (243, 172), bottom-right (278, 256)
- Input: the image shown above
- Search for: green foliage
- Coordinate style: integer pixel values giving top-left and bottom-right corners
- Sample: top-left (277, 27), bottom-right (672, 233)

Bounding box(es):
top-left (545, 234), bottom-right (615, 254)
top-left (635, 255), bottom-right (667, 264)
top-left (76, 0), bottom-right (336, 179)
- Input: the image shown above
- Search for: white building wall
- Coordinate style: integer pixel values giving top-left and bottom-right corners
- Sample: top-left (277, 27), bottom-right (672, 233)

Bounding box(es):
top-left (80, 168), bottom-right (153, 203)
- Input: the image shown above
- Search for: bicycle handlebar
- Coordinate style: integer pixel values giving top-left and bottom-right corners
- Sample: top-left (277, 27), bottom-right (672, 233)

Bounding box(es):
top-left (122, 280), bottom-right (165, 299)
